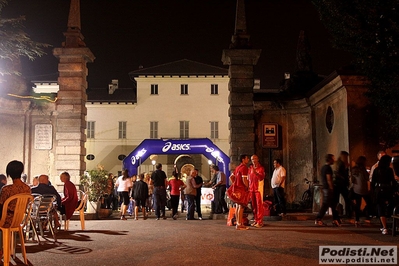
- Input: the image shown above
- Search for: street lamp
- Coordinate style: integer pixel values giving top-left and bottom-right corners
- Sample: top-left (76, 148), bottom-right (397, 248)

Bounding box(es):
top-left (208, 159), bottom-right (213, 181)
top-left (152, 160), bottom-right (156, 171)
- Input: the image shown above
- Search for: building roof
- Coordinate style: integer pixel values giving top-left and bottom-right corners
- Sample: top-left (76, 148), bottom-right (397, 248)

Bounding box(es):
top-left (129, 59), bottom-right (228, 77)
top-left (86, 87), bottom-right (137, 104)
top-left (253, 65), bottom-right (362, 102)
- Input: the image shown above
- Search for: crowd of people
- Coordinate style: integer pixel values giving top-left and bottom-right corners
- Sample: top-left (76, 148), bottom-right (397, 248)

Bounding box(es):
top-left (104, 163), bottom-right (199, 221)
top-left (315, 151), bottom-right (399, 235)
top-left (98, 156), bottom-right (281, 229)
top-left (0, 156), bottom-right (295, 232)
top-left (0, 150), bottom-right (397, 236)
top-left (115, 163), bottom-right (205, 221)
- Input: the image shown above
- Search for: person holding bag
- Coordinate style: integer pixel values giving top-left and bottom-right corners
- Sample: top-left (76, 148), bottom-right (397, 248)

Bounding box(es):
top-left (228, 154), bottom-right (250, 230)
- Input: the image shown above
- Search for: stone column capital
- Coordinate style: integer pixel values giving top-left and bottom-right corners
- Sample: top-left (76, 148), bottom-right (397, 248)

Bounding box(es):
top-left (53, 47), bottom-right (95, 63)
top-left (222, 49), bottom-right (262, 66)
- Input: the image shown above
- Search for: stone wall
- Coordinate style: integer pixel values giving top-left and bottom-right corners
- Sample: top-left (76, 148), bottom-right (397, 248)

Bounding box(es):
top-left (254, 73), bottom-right (377, 205)
top-left (254, 98), bottom-right (312, 203)
top-left (0, 97), bottom-right (59, 186)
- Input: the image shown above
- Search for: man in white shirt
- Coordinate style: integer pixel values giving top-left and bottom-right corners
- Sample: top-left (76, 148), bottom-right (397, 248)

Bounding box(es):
top-left (271, 159), bottom-right (286, 216)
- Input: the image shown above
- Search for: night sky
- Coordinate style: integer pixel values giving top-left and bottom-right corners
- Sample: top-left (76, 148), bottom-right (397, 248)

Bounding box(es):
top-left (3, 0), bottom-right (352, 89)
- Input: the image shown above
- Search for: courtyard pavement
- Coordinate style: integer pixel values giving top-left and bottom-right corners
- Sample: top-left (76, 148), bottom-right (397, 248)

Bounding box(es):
top-left (9, 211), bottom-right (399, 266)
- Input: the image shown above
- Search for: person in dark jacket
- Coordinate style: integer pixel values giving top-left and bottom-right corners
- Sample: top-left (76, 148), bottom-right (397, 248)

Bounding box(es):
top-left (31, 174), bottom-right (62, 227)
top-left (133, 173), bottom-right (149, 220)
top-left (193, 169), bottom-right (204, 220)
top-left (31, 174), bottom-right (62, 207)
top-left (333, 151), bottom-right (351, 218)
top-left (351, 156), bottom-right (372, 227)
top-left (371, 155), bottom-right (397, 235)
top-left (151, 163), bottom-right (168, 220)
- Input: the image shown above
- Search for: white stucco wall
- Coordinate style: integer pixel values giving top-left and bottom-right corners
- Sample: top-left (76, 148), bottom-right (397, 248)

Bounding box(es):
top-left (0, 112), bottom-right (26, 177)
top-left (0, 99), bottom-right (59, 186)
top-left (310, 76), bottom-right (349, 177)
top-left (85, 75), bottom-right (230, 176)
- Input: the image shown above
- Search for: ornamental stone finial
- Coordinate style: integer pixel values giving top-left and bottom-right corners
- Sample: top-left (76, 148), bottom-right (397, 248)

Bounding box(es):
top-left (63, 0), bottom-right (85, 47)
top-left (67, 0), bottom-right (81, 30)
top-left (230, 0), bottom-right (251, 49)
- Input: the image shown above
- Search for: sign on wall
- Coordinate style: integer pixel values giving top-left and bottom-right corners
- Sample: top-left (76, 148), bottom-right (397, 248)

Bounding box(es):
top-left (34, 124), bottom-right (53, 150)
top-left (262, 123), bottom-right (279, 148)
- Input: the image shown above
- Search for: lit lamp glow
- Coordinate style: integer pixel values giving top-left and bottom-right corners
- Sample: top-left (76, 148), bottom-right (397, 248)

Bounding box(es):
top-left (207, 159), bottom-right (213, 181)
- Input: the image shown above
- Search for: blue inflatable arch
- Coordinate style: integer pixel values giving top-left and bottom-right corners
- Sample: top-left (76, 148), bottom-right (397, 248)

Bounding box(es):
top-left (122, 138), bottom-right (230, 178)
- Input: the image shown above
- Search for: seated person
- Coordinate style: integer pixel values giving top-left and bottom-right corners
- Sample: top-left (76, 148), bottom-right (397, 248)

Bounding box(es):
top-left (0, 174), bottom-right (7, 191)
top-left (0, 161), bottom-right (31, 246)
top-left (31, 175), bottom-right (39, 187)
top-left (0, 161), bottom-right (31, 222)
top-left (31, 174), bottom-right (62, 227)
top-left (59, 172), bottom-right (78, 220)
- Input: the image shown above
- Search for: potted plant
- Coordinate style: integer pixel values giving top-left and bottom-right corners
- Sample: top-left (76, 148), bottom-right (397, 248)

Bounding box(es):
top-left (80, 165), bottom-right (113, 218)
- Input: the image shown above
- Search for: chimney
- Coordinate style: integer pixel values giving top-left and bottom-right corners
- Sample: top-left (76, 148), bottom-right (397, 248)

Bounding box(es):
top-left (253, 79), bottom-right (260, 89)
top-left (108, 79), bottom-right (118, 94)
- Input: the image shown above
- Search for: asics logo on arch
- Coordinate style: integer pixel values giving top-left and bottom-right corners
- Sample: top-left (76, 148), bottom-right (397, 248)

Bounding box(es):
top-left (162, 142), bottom-right (191, 152)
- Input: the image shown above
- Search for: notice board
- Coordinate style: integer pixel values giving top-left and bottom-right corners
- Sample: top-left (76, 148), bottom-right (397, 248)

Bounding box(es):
top-left (262, 123), bottom-right (279, 148)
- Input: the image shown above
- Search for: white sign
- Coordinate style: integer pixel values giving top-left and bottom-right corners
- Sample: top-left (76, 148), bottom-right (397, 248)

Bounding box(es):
top-left (200, 187), bottom-right (214, 205)
top-left (34, 124), bottom-right (52, 150)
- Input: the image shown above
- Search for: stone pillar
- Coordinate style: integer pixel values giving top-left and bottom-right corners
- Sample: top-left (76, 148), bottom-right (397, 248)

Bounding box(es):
top-left (222, 50), bottom-right (261, 165)
top-left (53, 48), bottom-right (94, 183)
top-left (221, 0), bottom-right (261, 166)
top-left (52, 0), bottom-right (95, 184)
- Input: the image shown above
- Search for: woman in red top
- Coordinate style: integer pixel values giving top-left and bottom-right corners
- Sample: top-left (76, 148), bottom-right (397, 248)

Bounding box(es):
top-left (168, 171), bottom-right (185, 219)
top-left (60, 172), bottom-right (78, 220)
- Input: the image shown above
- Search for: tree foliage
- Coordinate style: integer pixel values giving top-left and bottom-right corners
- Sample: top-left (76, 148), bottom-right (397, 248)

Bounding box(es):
top-left (0, 0), bottom-right (50, 78)
top-left (80, 166), bottom-right (110, 202)
top-left (312, 0), bottom-right (399, 148)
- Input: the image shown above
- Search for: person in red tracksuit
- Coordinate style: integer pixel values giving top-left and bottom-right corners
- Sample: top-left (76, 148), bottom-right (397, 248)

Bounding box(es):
top-left (230, 154), bottom-right (250, 230)
top-left (248, 155), bottom-right (265, 228)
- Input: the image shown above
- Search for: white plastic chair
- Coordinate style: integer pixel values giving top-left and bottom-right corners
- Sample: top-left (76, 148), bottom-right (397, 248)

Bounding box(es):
top-left (63, 190), bottom-right (87, 231)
